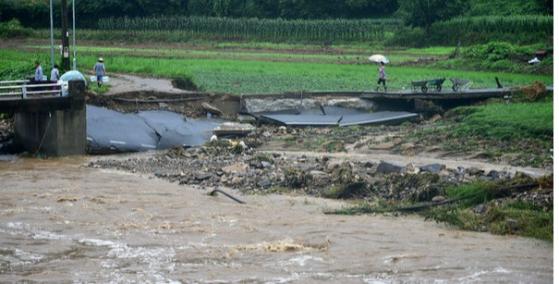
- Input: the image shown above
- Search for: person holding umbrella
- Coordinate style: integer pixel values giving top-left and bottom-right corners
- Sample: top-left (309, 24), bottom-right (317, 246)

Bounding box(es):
top-left (377, 61), bottom-right (387, 92)
top-left (368, 54), bottom-right (389, 92)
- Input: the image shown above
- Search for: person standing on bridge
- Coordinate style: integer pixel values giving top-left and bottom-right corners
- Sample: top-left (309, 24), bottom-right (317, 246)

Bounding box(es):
top-left (377, 62), bottom-right (387, 92)
top-left (50, 64), bottom-right (60, 82)
top-left (50, 64), bottom-right (60, 92)
top-left (94, 58), bottom-right (106, 87)
top-left (33, 61), bottom-right (44, 83)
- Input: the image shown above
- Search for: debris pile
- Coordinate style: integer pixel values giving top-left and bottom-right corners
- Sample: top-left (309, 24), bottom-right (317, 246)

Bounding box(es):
top-left (90, 142), bottom-right (545, 202)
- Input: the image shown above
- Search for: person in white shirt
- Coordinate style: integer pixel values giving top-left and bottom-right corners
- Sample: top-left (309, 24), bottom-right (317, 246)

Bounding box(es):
top-left (93, 58), bottom-right (106, 87)
top-left (50, 64), bottom-right (60, 82)
top-left (33, 61), bottom-right (44, 82)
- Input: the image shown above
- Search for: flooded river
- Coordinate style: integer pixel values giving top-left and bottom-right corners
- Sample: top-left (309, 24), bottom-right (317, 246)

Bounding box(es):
top-left (0, 156), bottom-right (552, 283)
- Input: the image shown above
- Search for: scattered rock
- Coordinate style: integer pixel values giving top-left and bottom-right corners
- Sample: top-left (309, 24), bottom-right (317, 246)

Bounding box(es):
top-left (473, 204), bottom-right (487, 214)
top-left (257, 177), bottom-right (272, 188)
top-left (405, 163), bottom-right (420, 174)
top-left (376, 161), bottom-right (403, 175)
top-left (57, 197), bottom-right (78, 203)
top-left (400, 143), bottom-right (416, 155)
top-left (237, 114), bottom-right (257, 123)
top-left (428, 114), bottom-right (442, 123)
top-left (202, 102), bottom-right (224, 116)
top-left (505, 218), bottom-right (520, 231)
top-left (222, 163), bottom-right (249, 174)
top-left (420, 164), bottom-right (446, 174)
top-left (195, 172), bottom-right (213, 181)
top-left (466, 167), bottom-right (485, 176)
top-left (309, 170), bottom-right (330, 187)
top-left (432, 196), bottom-right (446, 203)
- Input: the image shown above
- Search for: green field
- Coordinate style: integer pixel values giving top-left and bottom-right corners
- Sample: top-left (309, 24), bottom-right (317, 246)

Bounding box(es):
top-left (0, 48), bottom-right (551, 95)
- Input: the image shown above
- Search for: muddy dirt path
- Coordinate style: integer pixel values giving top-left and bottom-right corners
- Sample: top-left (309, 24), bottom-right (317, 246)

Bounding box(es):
top-left (260, 150), bottom-right (551, 178)
top-left (0, 157), bottom-right (552, 283)
top-left (105, 73), bottom-right (195, 96)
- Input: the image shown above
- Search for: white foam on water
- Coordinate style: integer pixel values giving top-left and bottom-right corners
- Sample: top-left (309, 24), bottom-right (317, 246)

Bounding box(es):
top-left (13, 248), bottom-right (44, 263)
top-left (457, 266), bottom-right (512, 282)
top-left (5, 222), bottom-right (70, 241)
top-left (264, 272), bottom-right (301, 284)
top-left (364, 280), bottom-right (389, 284)
top-left (79, 238), bottom-right (178, 284)
top-left (280, 255), bottom-right (324, 267)
top-left (1, 223), bottom-right (180, 283)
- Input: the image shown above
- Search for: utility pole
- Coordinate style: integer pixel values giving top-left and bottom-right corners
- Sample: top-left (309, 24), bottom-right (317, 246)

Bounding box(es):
top-left (72, 0), bottom-right (77, 70)
top-left (49, 0), bottom-right (55, 69)
top-left (61, 0), bottom-right (70, 70)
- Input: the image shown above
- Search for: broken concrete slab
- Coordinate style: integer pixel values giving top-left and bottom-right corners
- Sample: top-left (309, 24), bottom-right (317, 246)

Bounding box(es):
top-left (256, 107), bottom-right (418, 127)
top-left (213, 122), bottom-right (256, 137)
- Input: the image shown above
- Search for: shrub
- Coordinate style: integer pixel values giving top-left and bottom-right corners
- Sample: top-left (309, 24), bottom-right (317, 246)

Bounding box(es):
top-left (385, 27), bottom-right (427, 47)
top-left (0, 19), bottom-right (31, 38)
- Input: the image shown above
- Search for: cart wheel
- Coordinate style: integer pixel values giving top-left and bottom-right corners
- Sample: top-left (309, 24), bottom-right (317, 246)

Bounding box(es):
top-left (436, 85), bottom-right (442, 92)
top-left (421, 86), bottom-right (428, 93)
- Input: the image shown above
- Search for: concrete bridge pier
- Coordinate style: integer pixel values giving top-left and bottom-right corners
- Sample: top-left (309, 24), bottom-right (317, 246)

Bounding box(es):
top-left (14, 81), bottom-right (86, 156)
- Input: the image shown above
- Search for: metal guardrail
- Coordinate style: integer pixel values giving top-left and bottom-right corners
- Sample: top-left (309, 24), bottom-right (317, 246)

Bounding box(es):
top-left (0, 80), bottom-right (63, 99)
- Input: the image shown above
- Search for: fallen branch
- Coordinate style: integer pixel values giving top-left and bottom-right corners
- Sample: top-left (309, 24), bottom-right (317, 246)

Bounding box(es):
top-left (208, 189), bottom-right (246, 204)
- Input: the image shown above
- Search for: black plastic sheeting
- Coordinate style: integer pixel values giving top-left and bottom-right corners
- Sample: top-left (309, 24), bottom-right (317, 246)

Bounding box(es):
top-left (258, 107), bottom-right (418, 127)
top-left (87, 105), bottom-right (221, 154)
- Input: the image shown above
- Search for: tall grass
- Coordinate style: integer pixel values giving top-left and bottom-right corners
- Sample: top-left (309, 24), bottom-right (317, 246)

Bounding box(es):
top-left (97, 16), bottom-right (402, 43)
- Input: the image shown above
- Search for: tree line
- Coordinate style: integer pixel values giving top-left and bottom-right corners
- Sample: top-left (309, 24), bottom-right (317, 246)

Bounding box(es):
top-left (0, 0), bottom-right (398, 27)
top-left (0, 0), bottom-right (552, 29)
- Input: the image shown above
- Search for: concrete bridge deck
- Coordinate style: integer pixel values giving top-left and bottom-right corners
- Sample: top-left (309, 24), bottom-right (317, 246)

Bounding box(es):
top-left (360, 88), bottom-right (514, 100)
top-left (0, 80), bottom-right (86, 156)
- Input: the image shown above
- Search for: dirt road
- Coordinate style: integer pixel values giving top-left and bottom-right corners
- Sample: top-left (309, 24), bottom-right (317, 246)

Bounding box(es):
top-left (106, 73), bottom-right (194, 96)
top-left (0, 156), bottom-right (552, 283)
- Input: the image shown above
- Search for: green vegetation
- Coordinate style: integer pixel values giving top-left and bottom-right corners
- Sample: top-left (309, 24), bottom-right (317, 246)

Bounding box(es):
top-left (0, 48), bottom-right (551, 95)
top-left (432, 41), bottom-right (552, 74)
top-left (98, 16), bottom-right (401, 43)
top-left (467, 0), bottom-right (552, 16)
top-left (1, 0), bottom-right (552, 47)
top-left (429, 15), bottom-right (553, 45)
top-left (89, 84), bottom-right (110, 95)
top-left (449, 102), bottom-right (552, 141)
top-left (0, 19), bottom-right (31, 38)
top-left (329, 178), bottom-right (553, 241)
top-left (407, 99), bottom-right (553, 168)
top-left (397, 0), bottom-right (469, 28)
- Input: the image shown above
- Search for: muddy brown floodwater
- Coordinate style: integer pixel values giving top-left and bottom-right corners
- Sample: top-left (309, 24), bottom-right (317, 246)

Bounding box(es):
top-left (0, 156), bottom-right (552, 283)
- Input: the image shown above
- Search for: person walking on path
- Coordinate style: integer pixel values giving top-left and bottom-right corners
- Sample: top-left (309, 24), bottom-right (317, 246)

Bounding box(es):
top-left (33, 61), bottom-right (44, 83)
top-left (94, 58), bottom-right (106, 87)
top-left (377, 62), bottom-right (387, 92)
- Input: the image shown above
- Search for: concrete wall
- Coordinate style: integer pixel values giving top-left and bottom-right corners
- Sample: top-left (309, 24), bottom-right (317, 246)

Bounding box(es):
top-left (14, 81), bottom-right (86, 156)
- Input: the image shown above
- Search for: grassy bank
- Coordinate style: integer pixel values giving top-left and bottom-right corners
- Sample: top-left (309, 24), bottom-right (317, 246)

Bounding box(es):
top-left (406, 99), bottom-right (553, 168)
top-left (0, 49), bottom-right (551, 95)
top-left (330, 178), bottom-right (553, 241)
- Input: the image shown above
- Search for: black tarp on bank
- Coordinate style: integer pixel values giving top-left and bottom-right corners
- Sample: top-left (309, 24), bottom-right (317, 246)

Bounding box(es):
top-left (87, 105), bottom-right (220, 154)
top-left (257, 107), bottom-right (418, 127)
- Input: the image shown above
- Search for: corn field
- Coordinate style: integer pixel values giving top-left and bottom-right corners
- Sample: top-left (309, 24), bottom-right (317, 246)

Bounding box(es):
top-left (98, 16), bottom-right (402, 42)
top-left (430, 15), bottom-right (553, 44)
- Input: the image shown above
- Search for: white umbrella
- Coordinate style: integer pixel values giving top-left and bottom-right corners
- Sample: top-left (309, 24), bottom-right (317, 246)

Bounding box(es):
top-left (368, 54), bottom-right (389, 64)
